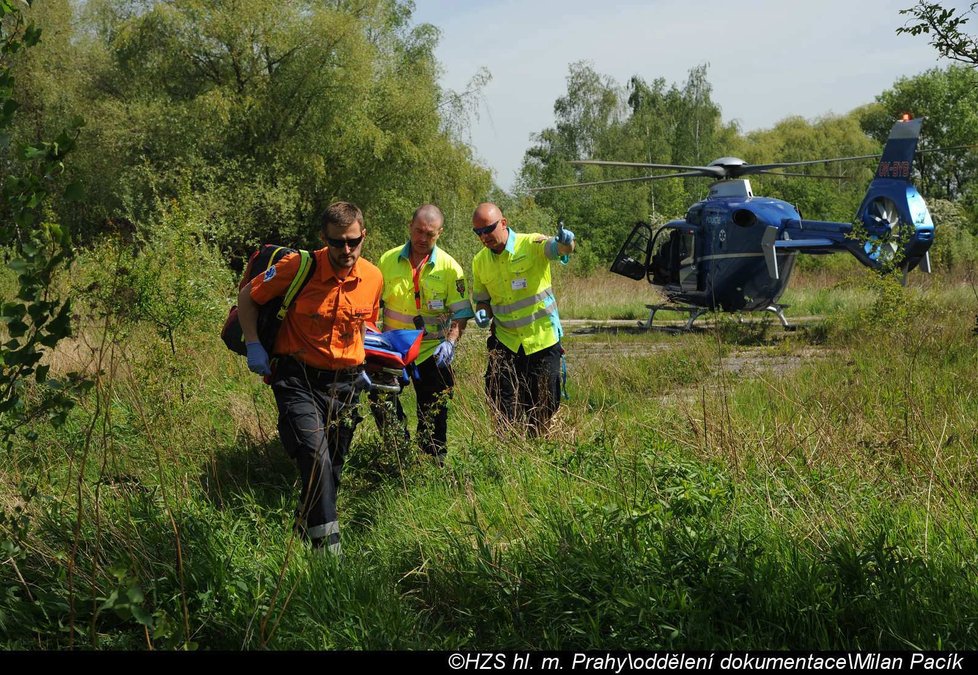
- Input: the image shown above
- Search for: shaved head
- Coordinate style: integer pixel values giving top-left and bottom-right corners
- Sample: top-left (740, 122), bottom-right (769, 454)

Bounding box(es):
top-left (472, 202), bottom-right (508, 252)
top-left (472, 202), bottom-right (502, 225)
top-left (409, 203), bottom-right (445, 258)
top-left (413, 203), bottom-right (444, 227)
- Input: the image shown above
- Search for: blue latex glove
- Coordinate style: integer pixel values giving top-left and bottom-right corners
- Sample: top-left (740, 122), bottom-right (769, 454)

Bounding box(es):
top-left (433, 340), bottom-right (455, 367)
top-left (474, 308), bottom-right (491, 328)
top-left (246, 341), bottom-right (271, 376)
top-left (556, 222), bottom-right (575, 245)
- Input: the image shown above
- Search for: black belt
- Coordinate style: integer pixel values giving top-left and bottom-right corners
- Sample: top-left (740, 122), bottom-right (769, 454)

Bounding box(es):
top-left (275, 355), bottom-right (363, 383)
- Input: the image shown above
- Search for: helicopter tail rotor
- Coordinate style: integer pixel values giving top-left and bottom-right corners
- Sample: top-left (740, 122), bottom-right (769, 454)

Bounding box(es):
top-left (854, 117), bottom-right (934, 272)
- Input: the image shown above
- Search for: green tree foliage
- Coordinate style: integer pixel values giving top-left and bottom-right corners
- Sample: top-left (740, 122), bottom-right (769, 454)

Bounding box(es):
top-left (625, 68), bottom-right (736, 218)
top-left (738, 110), bottom-right (881, 222)
top-left (863, 66), bottom-right (978, 202)
top-left (668, 65), bottom-right (735, 167)
top-left (521, 63), bottom-right (741, 262)
top-left (10, 0), bottom-right (491, 255)
top-left (519, 62), bottom-right (641, 263)
top-left (1, 0), bottom-right (87, 446)
top-left (926, 197), bottom-right (978, 268)
top-left (898, 1), bottom-right (978, 66)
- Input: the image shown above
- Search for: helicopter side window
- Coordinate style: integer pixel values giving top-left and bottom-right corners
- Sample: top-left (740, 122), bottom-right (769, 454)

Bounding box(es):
top-left (677, 232), bottom-right (697, 289)
top-left (650, 229), bottom-right (677, 285)
top-left (649, 228), bottom-right (696, 287)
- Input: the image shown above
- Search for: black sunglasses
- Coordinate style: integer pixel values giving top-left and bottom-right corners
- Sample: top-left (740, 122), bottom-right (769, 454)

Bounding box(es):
top-left (473, 220), bottom-right (500, 236)
top-left (326, 234), bottom-right (364, 249)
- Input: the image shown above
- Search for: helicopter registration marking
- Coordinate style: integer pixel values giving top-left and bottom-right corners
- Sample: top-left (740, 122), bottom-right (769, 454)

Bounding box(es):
top-left (511, 278), bottom-right (528, 290)
top-left (877, 161), bottom-right (910, 179)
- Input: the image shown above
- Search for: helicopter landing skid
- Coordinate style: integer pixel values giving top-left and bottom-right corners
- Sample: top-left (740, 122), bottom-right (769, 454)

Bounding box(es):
top-left (640, 303), bottom-right (794, 331)
top-left (640, 304), bottom-right (708, 331)
top-left (762, 304), bottom-right (794, 330)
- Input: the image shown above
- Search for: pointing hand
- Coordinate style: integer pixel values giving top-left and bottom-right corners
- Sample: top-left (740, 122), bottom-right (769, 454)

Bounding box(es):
top-left (556, 222), bottom-right (575, 245)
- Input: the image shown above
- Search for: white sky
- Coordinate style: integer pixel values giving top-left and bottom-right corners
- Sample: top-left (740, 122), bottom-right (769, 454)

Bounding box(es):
top-left (410, 0), bottom-right (963, 191)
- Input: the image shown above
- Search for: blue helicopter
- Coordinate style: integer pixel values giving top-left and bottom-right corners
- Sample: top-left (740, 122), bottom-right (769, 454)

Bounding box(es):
top-left (537, 117), bottom-right (934, 329)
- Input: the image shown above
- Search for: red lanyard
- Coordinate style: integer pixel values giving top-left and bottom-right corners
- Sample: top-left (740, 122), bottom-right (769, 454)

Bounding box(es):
top-left (411, 253), bottom-right (430, 311)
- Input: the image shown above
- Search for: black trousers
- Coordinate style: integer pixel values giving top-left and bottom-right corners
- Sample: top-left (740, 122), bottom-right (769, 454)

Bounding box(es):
top-left (370, 357), bottom-right (454, 459)
top-left (485, 336), bottom-right (562, 436)
top-left (271, 357), bottom-right (363, 547)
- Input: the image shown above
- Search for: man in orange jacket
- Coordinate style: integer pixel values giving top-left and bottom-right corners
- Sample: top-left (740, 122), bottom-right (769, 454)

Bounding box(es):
top-left (237, 202), bottom-right (383, 555)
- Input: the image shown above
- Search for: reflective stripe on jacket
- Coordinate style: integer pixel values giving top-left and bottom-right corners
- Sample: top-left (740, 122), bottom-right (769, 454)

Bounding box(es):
top-left (377, 242), bottom-right (474, 364)
top-left (472, 230), bottom-right (562, 355)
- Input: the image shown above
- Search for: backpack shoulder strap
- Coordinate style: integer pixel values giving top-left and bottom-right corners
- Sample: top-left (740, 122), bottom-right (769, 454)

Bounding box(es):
top-left (276, 249), bottom-right (317, 320)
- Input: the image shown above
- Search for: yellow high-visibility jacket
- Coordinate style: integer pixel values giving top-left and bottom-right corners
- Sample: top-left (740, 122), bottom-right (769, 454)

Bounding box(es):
top-left (378, 242), bottom-right (474, 364)
top-left (472, 230), bottom-right (564, 355)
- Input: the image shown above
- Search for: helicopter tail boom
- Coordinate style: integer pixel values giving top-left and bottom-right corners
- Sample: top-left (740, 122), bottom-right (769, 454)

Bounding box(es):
top-left (762, 235), bottom-right (835, 279)
top-left (763, 118), bottom-right (935, 278)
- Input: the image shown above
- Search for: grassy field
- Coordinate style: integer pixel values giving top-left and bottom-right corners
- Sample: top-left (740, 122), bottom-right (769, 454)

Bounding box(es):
top-left (2, 262), bottom-right (978, 649)
top-left (551, 264), bottom-right (921, 322)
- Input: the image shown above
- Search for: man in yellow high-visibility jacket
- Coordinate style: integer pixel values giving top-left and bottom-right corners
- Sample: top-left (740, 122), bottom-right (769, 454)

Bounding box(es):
top-left (372, 204), bottom-right (473, 462)
top-left (471, 202), bottom-right (575, 436)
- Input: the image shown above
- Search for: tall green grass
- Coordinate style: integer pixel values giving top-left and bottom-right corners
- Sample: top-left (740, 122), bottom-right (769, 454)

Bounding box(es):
top-left (3, 252), bottom-right (978, 649)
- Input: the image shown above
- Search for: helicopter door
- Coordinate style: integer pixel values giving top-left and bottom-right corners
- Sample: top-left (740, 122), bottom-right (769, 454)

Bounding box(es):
top-left (610, 221), bottom-right (654, 280)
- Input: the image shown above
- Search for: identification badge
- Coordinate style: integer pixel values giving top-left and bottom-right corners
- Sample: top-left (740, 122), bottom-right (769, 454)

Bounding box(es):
top-left (511, 278), bottom-right (528, 290)
top-left (428, 299), bottom-right (445, 310)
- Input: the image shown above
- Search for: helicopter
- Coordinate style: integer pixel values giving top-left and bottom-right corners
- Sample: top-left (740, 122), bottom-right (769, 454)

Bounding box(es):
top-left (534, 117), bottom-right (935, 330)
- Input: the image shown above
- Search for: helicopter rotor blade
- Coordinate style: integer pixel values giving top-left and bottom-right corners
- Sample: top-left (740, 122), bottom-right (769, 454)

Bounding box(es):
top-left (915, 144), bottom-right (978, 155)
top-left (747, 144), bottom-right (977, 173)
top-left (742, 154), bottom-right (883, 173)
top-left (572, 159), bottom-right (721, 171)
top-left (755, 170), bottom-right (858, 180)
top-left (572, 159), bottom-right (726, 178)
top-left (561, 144), bottom-right (976, 185)
top-left (530, 171), bottom-right (708, 192)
